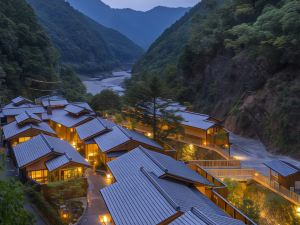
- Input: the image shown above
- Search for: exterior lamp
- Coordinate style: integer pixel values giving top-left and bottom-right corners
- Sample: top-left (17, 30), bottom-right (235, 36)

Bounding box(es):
top-left (106, 173), bottom-right (112, 180)
top-left (297, 207), bottom-right (300, 215)
top-left (99, 214), bottom-right (110, 224)
top-left (146, 132), bottom-right (152, 137)
top-left (58, 124), bottom-right (62, 128)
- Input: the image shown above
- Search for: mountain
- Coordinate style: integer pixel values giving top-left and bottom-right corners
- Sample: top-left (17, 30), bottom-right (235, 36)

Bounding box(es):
top-left (132, 0), bottom-right (300, 158)
top-left (0, 0), bottom-right (87, 102)
top-left (27, 0), bottom-right (144, 75)
top-left (66, 0), bottom-right (190, 49)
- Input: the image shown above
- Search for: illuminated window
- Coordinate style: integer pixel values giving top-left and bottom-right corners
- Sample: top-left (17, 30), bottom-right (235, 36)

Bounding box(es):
top-left (61, 167), bottom-right (83, 181)
top-left (28, 170), bottom-right (48, 183)
top-left (19, 137), bottom-right (31, 143)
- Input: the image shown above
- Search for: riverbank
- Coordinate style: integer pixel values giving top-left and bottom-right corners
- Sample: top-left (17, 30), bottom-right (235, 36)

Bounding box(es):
top-left (80, 70), bottom-right (132, 96)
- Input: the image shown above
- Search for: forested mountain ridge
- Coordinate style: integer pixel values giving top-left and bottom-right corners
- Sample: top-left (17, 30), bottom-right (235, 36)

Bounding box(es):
top-left (27, 0), bottom-right (143, 75)
top-left (66, 0), bottom-right (190, 49)
top-left (132, 0), bottom-right (300, 158)
top-left (0, 0), bottom-right (86, 102)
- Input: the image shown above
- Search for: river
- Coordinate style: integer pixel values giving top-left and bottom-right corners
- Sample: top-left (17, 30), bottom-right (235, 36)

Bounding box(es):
top-left (82, 70), bottom-right (131, 96)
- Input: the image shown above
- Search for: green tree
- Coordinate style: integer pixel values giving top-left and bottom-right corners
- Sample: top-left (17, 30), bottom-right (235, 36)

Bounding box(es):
top-left (124, 76), bottom-right (183, 141)
top-left (0, 180), bottom-right (34, 225)
top-left (90, 89), bottom-right (122, 115)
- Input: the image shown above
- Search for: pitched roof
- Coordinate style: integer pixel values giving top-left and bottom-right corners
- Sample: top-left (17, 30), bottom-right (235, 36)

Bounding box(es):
top-left (76, 117), bottom-right (115, 141)
top-left (65, 104), bottom-right (91, 116)
top-left (176, 111), bottom-right (216, 130)
top-left (15, 111), bottom-right (42, 125)
top-left (170, 208), bottom-right (245, 225)
top-left (101, 166), bottom-right (227, 225)
top-left (49, 109), bottom-right (93, 128)
top-left (3, 121), bottom-right (56, 140)
top-left (42, 97), bottom-right (69, 108)
top-left (264, 160), bottom-right (300, 177)
top-left (11, 96), bottom-right (32, 106)
top-left (108, 147), bottom-right (212, 186)
top-left (2, 103), bottom-right (45, 116)
top-left (94, 126), bottom-right (162, 153)
top-left (13, 134), bottom-right (90, 169)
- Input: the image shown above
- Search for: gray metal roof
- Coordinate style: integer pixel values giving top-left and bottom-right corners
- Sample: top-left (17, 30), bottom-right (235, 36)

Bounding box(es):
top-left (2, 103), bottom-right (45, 116)
top-left (108, 147), bottom-right (212, 186)
top-left (76, 117), bottom-right (115, 141)
top-left (42, 99), bottom-right (69, 108)
top-left (175, 111), bottom-right (216, 130)
top-left (264, 160), bottom-right (300, 177)
top-left (46, 154), bottom-right (70, 171)
top-left (101, 172), bottom-right (178, 225)
top-left (94, 126), bottom-right (162, 153)
top-left (65, 104), bottom-right (90, 115)
top-left (13, 134), bottom-right (90, 169)
top-left (170, 208), bottom-right (245, 225)
top-left (3, 121), bottom-right (56, 140)
top-left (49, 109), bottom-right (93, 128)
top-left (15, 111), bottom-right (42, 125)
top-left (11, 96), bottom-right (32, 105)
top-left (145, 149), bottom-right (212, 185)
top-left (102, 147), bottom-right (230, 225)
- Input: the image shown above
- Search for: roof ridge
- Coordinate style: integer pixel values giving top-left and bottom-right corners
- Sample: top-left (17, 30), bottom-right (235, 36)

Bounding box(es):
top-left (96, 117), bottom-right (108, 129)
top-left (117, 126), bottom-right (132, 140)
top-left (40, 134), bottom-right (54, 152)
top-left (140, 147), bottom-right (168, 173)
top-left (64, 152), bottom-right (72, 161)
top-left (191, 207), bottom-right (216, 225)
top-left (140, 167), bottom-right (180, 211)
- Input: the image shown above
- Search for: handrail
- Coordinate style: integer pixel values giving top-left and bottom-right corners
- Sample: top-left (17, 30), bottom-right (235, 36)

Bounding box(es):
top-left (188, 160), bottom-right (241, 168)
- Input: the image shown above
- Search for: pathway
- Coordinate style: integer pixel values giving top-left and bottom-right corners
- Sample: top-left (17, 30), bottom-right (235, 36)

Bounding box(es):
top-left (79, 170), bottom-right (110, 225)
top-left (230, 133), bottom-right (300, 175)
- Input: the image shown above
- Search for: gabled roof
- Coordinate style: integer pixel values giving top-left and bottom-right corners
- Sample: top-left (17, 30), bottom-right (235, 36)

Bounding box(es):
top-left (15, 111), bottom-right (42, 125)
top-left (65, 104), bottom-right (91, 116)
top-left (101, 164), bottom-right (227, 225)
top-left (108, 147), bottom-right (212, 186)
top-left (3, 121), bottom-right (56, 140)
top-left (11, 96), bottom-right (32, 106)
top-left (2, 103), bottom-right (45, 116)
top-left (176, 111), bottom-right (216, 130)
top-left (94, 126), bottom-right (162, 153)
top-left (49, 109), bottom-right (93, 128)
top-left (13, 134), bottom-right (90, 169)
top-left (76, 117), bottom-right (115, 141)
top-left (170, 208), bottom-right (245, 225)
top-left (264, 160), bottom-right (300, 177)
top-left (41, 96), bottom-right (69, 108)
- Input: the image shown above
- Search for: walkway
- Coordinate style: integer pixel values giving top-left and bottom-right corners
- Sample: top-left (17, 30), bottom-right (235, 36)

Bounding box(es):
top-left (79, 170), bottom-right (110, 225)
top-left (230, 133), bottom-right (300, 175)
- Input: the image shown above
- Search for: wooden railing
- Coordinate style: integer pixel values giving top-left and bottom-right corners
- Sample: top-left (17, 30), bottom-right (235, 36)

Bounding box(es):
top-left (253, 173), bottom-right (300, 205)
top-left (206, 168), bottom-right (256, 181)
top-left (188, 160), bottom-right (241, 168)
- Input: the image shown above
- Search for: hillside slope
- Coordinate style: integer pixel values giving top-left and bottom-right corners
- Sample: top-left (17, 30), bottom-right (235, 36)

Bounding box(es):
top-left (66, 0), bottom-right (190, 49)
top-left (27, 0), bottom-right (143, 74)
top-left (132, 0), bottom-right (300, 157)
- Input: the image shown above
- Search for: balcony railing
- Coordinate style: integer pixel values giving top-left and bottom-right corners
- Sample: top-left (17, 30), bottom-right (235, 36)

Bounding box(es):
top-left (188, 160), bottom-right (241, 168)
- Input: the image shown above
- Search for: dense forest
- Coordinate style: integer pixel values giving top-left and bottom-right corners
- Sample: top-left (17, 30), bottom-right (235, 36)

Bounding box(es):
top-left (132, 0), bottom-right (300, 157)
top-left (27, 0), bottom-right (143, 75)
top-left (67, 0), bottom-right (190, 49)
top-left (0, 0), bottom-right (86, 102)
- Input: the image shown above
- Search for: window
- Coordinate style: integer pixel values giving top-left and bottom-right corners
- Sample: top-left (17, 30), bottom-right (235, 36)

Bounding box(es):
top-left (18, 137), bottom-right (31, 143)
top-left (28, 170), bottom-right (48, 183)
top-left (61, 167), bottom-right (83, 181)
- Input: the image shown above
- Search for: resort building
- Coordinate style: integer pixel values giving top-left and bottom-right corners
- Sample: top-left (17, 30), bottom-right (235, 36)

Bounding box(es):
top-left (100, 146), bottom-right (245, 225)
top-left (0, 96), bottom-right (45, 125)
top-left (264, 160), bottom-right (300, 192)
top-left (35, 95), bottom-right (69, 109)
top-left (2, 111), bottom-right (56, 147)
top-left (76, 119), bottom-right (163, 165)
top-left (13, 134), bottom-right (91, 183)
top-left (43, 102), bottom-right (95, 143)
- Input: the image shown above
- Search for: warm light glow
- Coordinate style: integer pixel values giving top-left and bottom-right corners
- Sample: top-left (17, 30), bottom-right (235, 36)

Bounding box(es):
top-left (225, 144), bottom-right (229, 148)
top-left (254, 173), bottom-right (259, 176)
top-left (233, 155), bottom-right (246, 161)
top-left (78, 167), bottom-right (82, 173)
top-left (85, 158), bottom-right (89, 162)
top-left (99, 214), bottom-right (110, 223)
top-left (62, 213), bottom-right (68, 219)
top-left (72, 142), bottom-right (76, 147)
top-left (70, 128), bottom-right (74, 132)
top-left (203, 141), bottom-right (207, 146)
top-left (58, 124), bottom-right (62, 128)
top-left (146, 132), bottom-right (152, 137)
top-left (106, 173), bottom-right (112, 179)
top-left (297, 207), bottom-right (300, 214)
top-left (60, 138), bottom-right (63, 140)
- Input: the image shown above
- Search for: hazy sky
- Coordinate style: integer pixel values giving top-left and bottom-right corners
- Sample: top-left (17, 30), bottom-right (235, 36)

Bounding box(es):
top-left (101, 0), bottom-right (200, 11)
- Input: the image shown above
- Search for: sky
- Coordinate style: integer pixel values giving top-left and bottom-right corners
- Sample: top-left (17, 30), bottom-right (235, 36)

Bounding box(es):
top-left (101, 0), bottom-right (200, 11)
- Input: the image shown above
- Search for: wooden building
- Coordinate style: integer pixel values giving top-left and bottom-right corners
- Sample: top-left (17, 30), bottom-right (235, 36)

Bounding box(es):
top-left (0, 96), bottom-right (45, 125)
top-left (2, 111), bottom-right (56, 147)
top-left (264, 160), bottom-right (300, 192)
top-left (76, 118), bottom-right (163, 165)
top-left (100, 146), bottom-right (245, 225)
top-left (13, 134), bottom-right (91, 184)
top-left (43, 102), bottom-right (95, 144)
